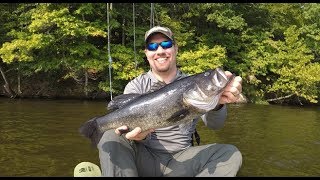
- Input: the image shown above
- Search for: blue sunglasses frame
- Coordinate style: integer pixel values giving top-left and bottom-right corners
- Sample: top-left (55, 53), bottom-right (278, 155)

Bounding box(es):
top-left (147, 40), bottom-right (173, 51)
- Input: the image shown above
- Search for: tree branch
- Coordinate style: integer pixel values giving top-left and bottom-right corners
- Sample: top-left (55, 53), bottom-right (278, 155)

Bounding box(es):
top-left (266, 94), bottom-right (295, 102)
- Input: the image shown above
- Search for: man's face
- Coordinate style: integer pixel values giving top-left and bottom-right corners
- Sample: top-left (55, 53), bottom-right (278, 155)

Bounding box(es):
top-left (144, 33), bottom-right (178, 74)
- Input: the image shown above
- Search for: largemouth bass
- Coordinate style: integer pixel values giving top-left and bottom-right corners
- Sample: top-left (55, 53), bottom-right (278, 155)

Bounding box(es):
top-left (79, 68), bottom-right (234, 145)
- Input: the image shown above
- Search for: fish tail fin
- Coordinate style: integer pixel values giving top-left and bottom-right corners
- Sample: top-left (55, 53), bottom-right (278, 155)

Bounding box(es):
top-left (79, 117), bottom-right (103, 147)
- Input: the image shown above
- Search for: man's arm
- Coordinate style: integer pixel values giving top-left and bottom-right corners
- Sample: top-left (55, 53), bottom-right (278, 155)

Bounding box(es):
top-left (201, 70), bottom-right (243, 130)
top-left (201, 105), bottom-right (227, 130)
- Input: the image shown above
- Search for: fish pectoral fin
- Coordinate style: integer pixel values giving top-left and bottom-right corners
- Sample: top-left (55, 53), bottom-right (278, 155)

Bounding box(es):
top-left (167, 109), bottom-right (190, 123)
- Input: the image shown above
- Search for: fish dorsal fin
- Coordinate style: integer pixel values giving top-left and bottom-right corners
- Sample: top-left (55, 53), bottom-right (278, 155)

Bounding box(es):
top-left (149, 81), bottom-right (167, 93)
top-left (107, 93), bottom-right (141, 111)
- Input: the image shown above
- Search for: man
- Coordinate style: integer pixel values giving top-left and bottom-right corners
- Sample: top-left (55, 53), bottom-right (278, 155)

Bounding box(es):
top-left (97, 26), bottom-right (243, 177)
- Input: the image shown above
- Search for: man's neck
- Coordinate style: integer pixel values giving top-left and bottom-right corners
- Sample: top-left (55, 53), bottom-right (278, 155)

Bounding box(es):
top-left (152, 67), bottom-right (178, 84)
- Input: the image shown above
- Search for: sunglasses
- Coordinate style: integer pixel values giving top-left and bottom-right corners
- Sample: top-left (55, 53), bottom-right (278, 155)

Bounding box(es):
top-left (146, 40), bottom-right (174, 51)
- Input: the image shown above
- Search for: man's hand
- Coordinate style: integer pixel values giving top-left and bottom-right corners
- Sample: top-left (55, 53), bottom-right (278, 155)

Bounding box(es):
top-left (219, 71), bottom-right (243, 104)
top-left (115, 125), bottom-right (155, 141)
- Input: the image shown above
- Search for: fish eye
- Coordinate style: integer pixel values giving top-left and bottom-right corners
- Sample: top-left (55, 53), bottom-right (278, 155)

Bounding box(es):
top-left (204, 72), bottom-right (210, 76)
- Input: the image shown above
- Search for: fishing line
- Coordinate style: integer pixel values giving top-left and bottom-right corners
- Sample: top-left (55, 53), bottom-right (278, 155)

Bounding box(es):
top-left (107, 3), bottom-right (113, 100)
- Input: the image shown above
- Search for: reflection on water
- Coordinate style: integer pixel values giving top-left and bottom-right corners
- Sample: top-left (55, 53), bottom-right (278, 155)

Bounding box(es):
top-left (0, 98), bottom-right (319, 176)
top-left (0, 98), bottom-right (105, 176)
top-left (198, 103), bottom-right (320, 176)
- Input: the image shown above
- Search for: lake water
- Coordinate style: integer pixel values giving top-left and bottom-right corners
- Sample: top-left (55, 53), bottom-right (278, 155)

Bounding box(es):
top-left (0, 98), bottom-right (319, 176)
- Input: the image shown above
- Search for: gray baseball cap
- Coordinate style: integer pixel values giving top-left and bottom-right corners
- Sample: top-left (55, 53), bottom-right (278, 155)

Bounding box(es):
top-left (145, 26), bottom-right (174, 43)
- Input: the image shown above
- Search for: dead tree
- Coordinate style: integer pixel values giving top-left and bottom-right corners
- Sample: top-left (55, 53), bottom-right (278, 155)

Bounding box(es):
top-left (0, 63), bottom-right (16, 98)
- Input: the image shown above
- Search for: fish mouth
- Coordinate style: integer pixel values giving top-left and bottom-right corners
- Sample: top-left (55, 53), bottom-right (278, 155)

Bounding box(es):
top-left (212, 68), bottom-right (229, 88)
top-left (187, 68), bottom-right (231, 101)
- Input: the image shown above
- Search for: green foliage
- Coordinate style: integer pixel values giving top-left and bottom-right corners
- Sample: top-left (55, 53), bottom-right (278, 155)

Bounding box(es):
top-left (97, 44), bottom-right (146, 95)
top-left (266, 26), bottom-right (320, 103)
top-left (244, 25), bottom-right (319, 103)
top-left (0, 33), bottom-right (47, 63)
top-left (109, 44), bottom-right (145, 80)
top-left (0, 3), bottom-right (319, 104)
top-left (205, 3), bottom-right (247, 31)
top-left (178, 44), bottom-right (226, 75)
top-left (300, 3), bottom-right (320, 63)
top-left (259, 3), bottom-right (304, 39)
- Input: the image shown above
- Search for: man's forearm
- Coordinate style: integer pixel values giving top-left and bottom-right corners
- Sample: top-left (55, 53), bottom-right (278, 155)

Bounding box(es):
top-left (201, 104), bottom-right (227, 130)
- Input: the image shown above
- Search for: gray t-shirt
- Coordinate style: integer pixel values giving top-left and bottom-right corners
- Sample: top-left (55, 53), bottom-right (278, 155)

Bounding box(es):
top-left (123, 69), bottom-right (227, 153)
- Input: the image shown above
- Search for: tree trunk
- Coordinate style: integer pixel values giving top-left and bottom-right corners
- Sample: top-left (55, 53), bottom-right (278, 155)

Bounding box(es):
top-left (122, 18), bottom-right (125, 46)
top-left (84, 71), bottom-right (88, 98)
top-left (17, 66), bottom-right (22, 95)
top-left (0, 64), bottom-right (16, 98)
